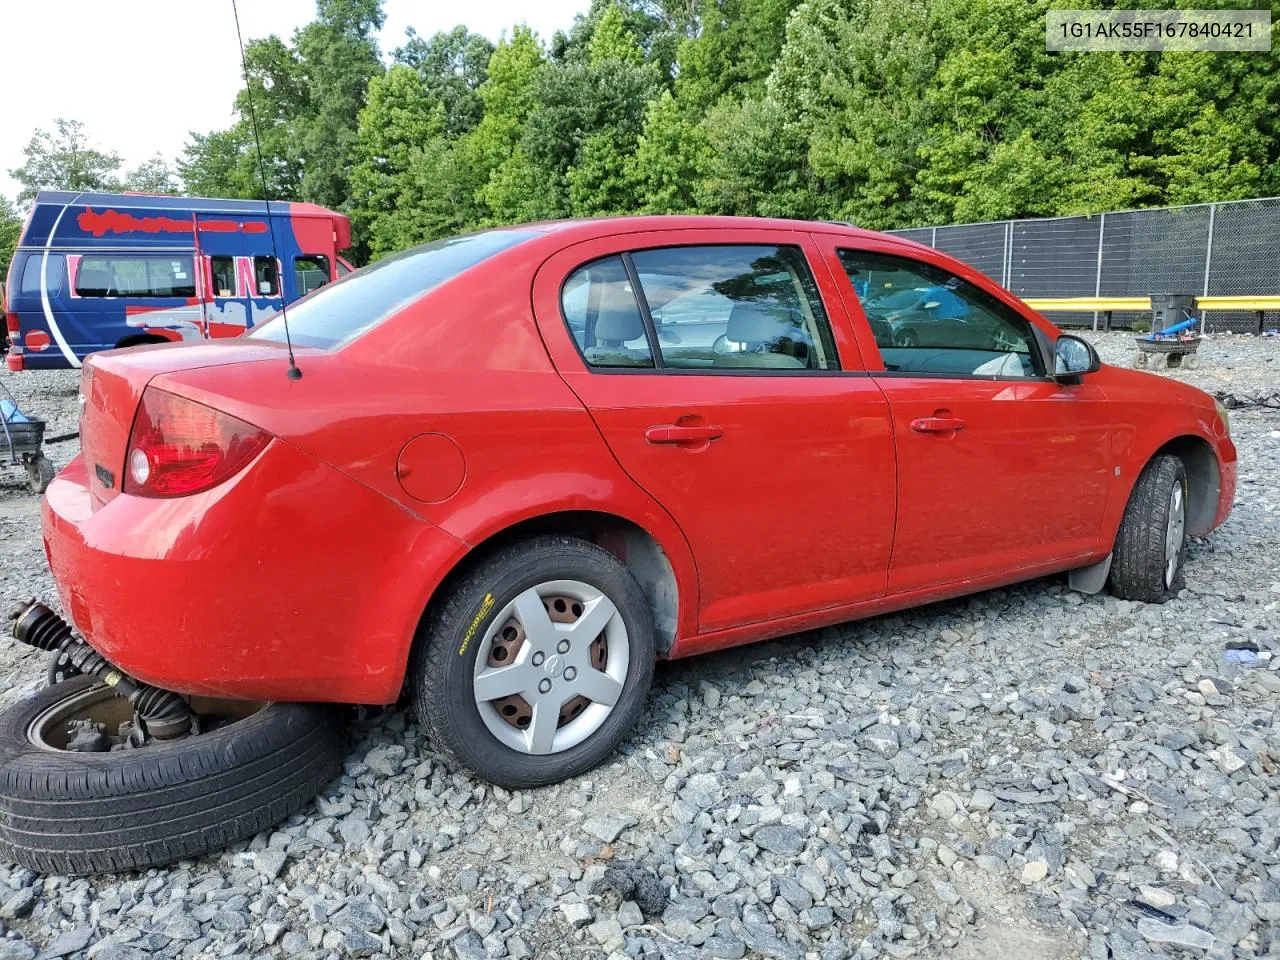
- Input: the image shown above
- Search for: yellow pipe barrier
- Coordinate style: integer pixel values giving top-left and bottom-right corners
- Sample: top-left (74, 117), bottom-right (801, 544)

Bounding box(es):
top-left (1023, 297), bottom-right (1151, 312)
top-left (1196, 295), bottom-right (1280, 311)
top-left (1023, 295), bottom-right (1280, 312)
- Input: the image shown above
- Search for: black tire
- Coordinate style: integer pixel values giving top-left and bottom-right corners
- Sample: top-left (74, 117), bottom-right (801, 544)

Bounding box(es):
top-left (1109, 454), bottom-right (1188, 604)
top-left (410, 535), bottom-right (655, 789)
top-left (27, 455), bottom-right (55, 495)
top-left (0, 677), bottom-right (343, 875)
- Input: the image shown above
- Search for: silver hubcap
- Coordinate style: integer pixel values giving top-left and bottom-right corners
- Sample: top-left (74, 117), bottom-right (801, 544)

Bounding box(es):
top-left (1165, 482), bottom-right (1185, 587)
top-left (472, 580), bottom-right (629, 755)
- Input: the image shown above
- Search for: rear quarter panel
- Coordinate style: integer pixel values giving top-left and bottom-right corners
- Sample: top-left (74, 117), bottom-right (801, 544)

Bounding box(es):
top-left (160, 242), bottom-right (703, 645)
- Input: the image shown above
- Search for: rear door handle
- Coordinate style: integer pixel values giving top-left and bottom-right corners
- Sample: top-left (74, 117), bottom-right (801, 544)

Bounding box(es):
top-left (645, 424), bottom-right (724, 444)
top-left (910, 416), bottom-right (965, 434)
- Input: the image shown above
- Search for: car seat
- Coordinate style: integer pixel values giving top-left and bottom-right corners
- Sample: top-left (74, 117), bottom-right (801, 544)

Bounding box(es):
top-left (712, 302), bottom-right (805, 368)
top-left (584, 285), bottom-right (650, 366)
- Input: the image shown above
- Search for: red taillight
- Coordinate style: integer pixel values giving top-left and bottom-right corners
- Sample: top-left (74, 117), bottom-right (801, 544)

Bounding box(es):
top-left (123, 388), bottom-right (270, 498)
top-left (5, 312), bottom-right (18, 336)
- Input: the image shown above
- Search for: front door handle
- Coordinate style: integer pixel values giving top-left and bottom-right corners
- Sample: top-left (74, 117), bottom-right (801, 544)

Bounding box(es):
top-left (910, 416), bottom-right (965, 434)
top-left (645, 424), bottom-right (724, 444)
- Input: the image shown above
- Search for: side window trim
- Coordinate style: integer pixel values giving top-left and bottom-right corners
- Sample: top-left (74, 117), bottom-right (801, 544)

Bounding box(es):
top-left (562, 242), bottom-right (845, 376)
top-left (73, 254), bottom-right (196, 299)
top-left (620, 251), bottom-right (665, 370)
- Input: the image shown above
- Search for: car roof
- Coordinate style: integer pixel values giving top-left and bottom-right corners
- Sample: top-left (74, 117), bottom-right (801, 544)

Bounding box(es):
top-left (527, 214), bottom-right (890, 243)
top-left (30, 190), bottom-right (344, 219)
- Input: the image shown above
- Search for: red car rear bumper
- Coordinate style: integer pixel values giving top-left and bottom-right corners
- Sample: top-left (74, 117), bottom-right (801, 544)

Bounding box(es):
top-left (43, 446), bottom-right (466, 704)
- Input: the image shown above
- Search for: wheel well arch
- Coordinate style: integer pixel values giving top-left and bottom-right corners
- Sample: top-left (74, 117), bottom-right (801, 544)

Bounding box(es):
top-left (425, 510), bottom-right (681, 655)
top-left (114, 333), bottom-right (170, 350)
top-left (1152, 434), bottom-right (1219, 537)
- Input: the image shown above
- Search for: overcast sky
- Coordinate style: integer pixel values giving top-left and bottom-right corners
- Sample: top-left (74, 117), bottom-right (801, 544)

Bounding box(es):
top-left (1, 0), bottom-right (590, 202)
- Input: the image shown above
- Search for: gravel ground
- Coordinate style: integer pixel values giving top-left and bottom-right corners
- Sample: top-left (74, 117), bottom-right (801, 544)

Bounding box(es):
top-left (0, 331), bottom-right (1276, 960)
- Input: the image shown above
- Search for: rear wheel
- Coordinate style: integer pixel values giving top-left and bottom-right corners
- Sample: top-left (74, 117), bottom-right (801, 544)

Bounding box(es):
top-left (410, 536), bottom-right (655, 788)
top-left (1109, 454), bottom-right (1188, 603)
top-left (0, 676), bottom-right (344, 874)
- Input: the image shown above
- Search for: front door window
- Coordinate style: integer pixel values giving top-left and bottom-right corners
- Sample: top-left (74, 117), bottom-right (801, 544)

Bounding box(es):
top-left (837, 250), bottom-right (1043, 379)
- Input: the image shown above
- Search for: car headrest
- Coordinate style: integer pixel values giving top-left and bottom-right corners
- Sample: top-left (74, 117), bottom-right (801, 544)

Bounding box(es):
top-left (595, 284), bottom-right (644, 343)
top-left (727, 301), bottom-right (790, 343)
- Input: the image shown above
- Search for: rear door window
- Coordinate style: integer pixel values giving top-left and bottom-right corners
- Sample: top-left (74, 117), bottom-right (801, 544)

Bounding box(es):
top-left (248, 228), bottom-right (540, 350)
top-left (75, 255), bottom-right (195, 298)
top-left (633, 245), bottom-right (838, 370)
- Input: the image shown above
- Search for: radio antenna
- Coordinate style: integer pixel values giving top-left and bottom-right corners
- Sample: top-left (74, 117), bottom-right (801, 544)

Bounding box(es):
top-left (231, 0), bottom-right (301, 380)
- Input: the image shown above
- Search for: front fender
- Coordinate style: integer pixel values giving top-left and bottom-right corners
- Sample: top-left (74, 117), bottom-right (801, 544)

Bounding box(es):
top-left (1095, 367), bottom-right (1236, 544)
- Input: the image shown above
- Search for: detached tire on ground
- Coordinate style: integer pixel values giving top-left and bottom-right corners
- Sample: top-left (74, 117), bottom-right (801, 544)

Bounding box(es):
top-left (1109, 453), bottom-right (1188, 604)
top-left (0, 676), bottom-right (343, 875)
top-left (411, 535), bottom-right (656, 789)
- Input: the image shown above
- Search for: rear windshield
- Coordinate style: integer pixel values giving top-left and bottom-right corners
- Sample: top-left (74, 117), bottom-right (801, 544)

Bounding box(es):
top-left (247, 229), bottom-right (540, 349)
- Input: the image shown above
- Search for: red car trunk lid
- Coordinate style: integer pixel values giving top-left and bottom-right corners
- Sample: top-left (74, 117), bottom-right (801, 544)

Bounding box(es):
top-left (79, 341), bottom-right (297, 509)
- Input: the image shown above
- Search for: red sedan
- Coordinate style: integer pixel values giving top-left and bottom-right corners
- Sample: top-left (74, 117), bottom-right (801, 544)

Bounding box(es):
top-left (40, 216), bottom-right (1235, 790)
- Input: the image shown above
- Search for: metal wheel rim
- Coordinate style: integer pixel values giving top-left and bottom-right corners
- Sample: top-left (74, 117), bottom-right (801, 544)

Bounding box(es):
top-left (472, 579), bottom-right (629, 755)
top-left (1165, 482), bottom-right (1186, 587)
top-left (27, 683), bottom-right (264, 752)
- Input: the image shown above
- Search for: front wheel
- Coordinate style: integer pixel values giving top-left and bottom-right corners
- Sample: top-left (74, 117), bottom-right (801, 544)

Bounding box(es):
top-left (1109, 454), bottom-right (1188, 603)
top-left (411, 536), bottom-right (655, 788)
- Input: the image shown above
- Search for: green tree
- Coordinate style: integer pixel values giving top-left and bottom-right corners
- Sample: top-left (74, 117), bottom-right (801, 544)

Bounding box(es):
top-left (553, 0), bottom-right (690, 79)
top-left (350, 65), bottom-right (447, 256)
top-left (910, 0), bottom-right (1063, 223)
top-left (381, 139), bottom-right (484, 248)
top-left (178, 128), bottom-right (261, 198)
top-left (233, 34), bottom-right (309, 199)
top-left (675, 0), bottom-right (801, 113)
top-left (696, 94), bottom-right (818, 217)
top-left (464, 26), bottom-right (549, 223)
top-left (1048, 54), bottom-right (1169, 213)
top-left (769, 0), bottom-right (938, 228)
top-left (630, 89), bottom-right (709, 212)
top-left (394, 26), bottom-right (494, 136)
top-left (588, 3), bottom-right (646, 65)
top-left (9, 119), bottom-right (122, 204)
top-left (1144, 52), bottom-right (1267, 204)
top-left (295, 0), bottom-right (386, 209)
top-left (0, 197), bottom-right (21, 281)
top-left (178, 34), bottom-right (311, 201)
top-left (123, 153), bottom-right (179, 195)
top-left (522, 13), bottom-right (659, 217)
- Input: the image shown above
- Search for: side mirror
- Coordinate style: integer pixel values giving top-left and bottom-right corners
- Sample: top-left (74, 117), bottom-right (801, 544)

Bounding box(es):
top-left (1054, 334), bottom-right (1101, 382)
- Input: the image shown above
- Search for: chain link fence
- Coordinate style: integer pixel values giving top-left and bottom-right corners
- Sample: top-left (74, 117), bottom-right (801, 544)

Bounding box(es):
top-left (889, 196), bottom-right (1280, 332)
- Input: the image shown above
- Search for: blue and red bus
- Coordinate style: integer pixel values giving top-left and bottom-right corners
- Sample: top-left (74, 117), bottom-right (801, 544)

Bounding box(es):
top-left (3, 190), bottom-right (352, 370)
